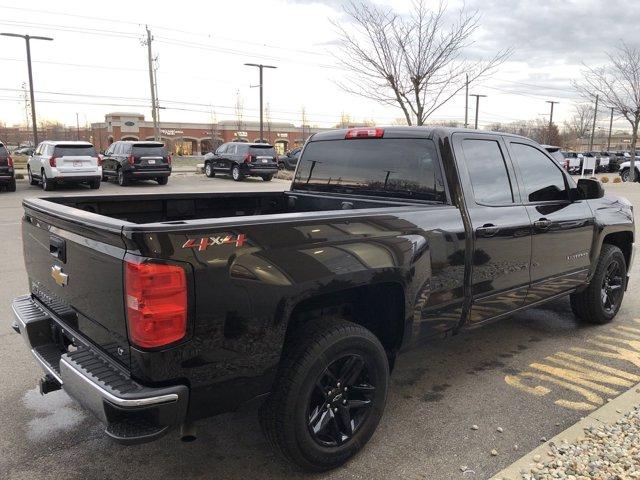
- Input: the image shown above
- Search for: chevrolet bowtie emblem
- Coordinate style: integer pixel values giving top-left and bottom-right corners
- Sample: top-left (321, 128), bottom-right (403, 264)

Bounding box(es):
top-left (51, 265), bottom-right (68, 287)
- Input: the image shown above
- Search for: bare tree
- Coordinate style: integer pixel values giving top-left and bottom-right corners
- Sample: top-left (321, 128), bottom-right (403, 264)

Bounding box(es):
top-left (565, 103), bottom-right (595, 139)
top-left (574, 43), bottom-right (640, 181)
top-left (333, 0), bottom-right (510, 126)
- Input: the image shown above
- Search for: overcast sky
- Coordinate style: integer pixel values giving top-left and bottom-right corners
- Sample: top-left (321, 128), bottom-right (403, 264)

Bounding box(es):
top-left (0, 0), bottom-right (636, 132)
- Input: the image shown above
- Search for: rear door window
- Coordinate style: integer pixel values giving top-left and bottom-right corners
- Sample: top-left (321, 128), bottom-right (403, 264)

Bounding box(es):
top-left (461, 139), bottom-right (514, 205)
top-left (54, 145), bottom-right (97, 157)
top-left (0, 144), bottom-right (8, 156)
top-left (132, 144), bottom-right (166, 157)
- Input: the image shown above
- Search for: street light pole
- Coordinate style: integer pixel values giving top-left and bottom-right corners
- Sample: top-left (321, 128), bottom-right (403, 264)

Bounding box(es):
top-left (244, 63), bottom-right (277, 142)
top-left (470, 94), bottom-right (487, 129)
top-left (1, 33), bottom-right (53, 146)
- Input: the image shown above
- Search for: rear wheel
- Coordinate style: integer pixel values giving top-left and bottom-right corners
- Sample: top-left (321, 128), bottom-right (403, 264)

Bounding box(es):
top-left (89, 178), bottom-right (100, 189)
top-left (156, 176), bottom-right (168, 185)
top-left (205, 163), bottom-right (215, 178)
top-left (260, 318), bottom-right (389, 471)
top-left (117, 168), bottom-right (129, 186)
top-left (6, 179), bottom-right (16, 192)
top-left (262, 174), bottom-right (273, 181)
top-left (278, 162), bottom-right (285, 170)
top-left (231, 164), bottom-right (244, 181)
top-left (570, 244), bottom-right (626, 324)
top-left (27, 166), bottom-right (38, 186)
top-left (42, 171), bottom-right (54, 191)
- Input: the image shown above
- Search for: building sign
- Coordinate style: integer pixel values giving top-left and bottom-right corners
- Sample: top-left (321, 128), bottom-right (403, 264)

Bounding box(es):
top-left (161, 129), bottom-right (184, 136)
top-left (124, 121), bottom-right (135, 126)
top-left (236, 131), bottom-right (248, 137)
top-left (277, 133), bottom-right (288, 138)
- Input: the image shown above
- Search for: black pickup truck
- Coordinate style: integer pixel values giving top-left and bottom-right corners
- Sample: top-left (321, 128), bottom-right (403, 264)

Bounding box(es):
top-left (11, 127), bottom-right (634, 471)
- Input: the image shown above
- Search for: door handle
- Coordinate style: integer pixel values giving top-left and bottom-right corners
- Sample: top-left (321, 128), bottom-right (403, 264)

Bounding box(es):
top-left (534, 218), bottom-right (552, 230)
top-left (476, 223), bottom-right (500, 238)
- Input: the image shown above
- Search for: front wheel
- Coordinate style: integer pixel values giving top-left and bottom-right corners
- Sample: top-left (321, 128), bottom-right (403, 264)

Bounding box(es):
top-left (570, 244), bottom-right (626, 324)
top-left (260, 318), bottom-right (389, 471)
top-left (28, 166), bottom-right (38, 186)
top-left (231, 164), bottom-right (244, 181)
top-left (621, 169), bottom-right (630, 182)
top-left (205, 163), bottom-right (215, 178)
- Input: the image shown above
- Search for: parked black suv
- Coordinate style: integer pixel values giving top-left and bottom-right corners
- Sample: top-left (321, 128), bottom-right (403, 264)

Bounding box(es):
top-left (204, 142), bottom-right (278, 181)
top-left (0, 141), bottom-right (16, 192)
top-left (102, 141), bottom-right (171, 186)
top-left (278, 146), bottom-right (301, 170)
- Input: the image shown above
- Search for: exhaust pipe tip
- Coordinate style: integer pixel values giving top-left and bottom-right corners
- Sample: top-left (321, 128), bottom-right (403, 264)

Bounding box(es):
top-left (180, 422), bottom-right (197, 442)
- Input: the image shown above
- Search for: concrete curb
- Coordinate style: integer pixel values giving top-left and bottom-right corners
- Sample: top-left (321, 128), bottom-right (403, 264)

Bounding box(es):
top-left (490, 381), bottom-right (640, 479)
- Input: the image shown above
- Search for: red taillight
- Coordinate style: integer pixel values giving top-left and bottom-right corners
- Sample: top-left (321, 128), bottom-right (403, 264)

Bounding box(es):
top-left (49, 156), bottom-right (57, 167)
top-left (244, 153), bottom-right (252, 164)
top-left (128, 154), bottom-right (135, 165)
top-left (96, 155), bottom-right (103, 166)
top-left (345, 128), bottom-right (384, 139)
top-left (125, 261), bottom-right (188, 349)
top-left (7, 155), bottom-right (13, 167)
top-left (167, 154), bottom-right (172, 165)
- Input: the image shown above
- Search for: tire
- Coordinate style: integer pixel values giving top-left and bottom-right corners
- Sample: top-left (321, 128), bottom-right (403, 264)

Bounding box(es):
top-left (231, 164), bottom-right (244, 181)
top-left (570, 244), bottom-right (626, 325)
top-left (621, 169), bottom-right (630, 182)
top-left (42, 171), bottom-right (54, 191)
top-left (156, 176), bottom-right (168, 185)
top-left (89, 178), bottom-right (100, 189)
top-left (6, 179), bottom-right (16, 192)
top-left (27, 166), bottom-right (38, 186)
top-left (262, 174), bottom-right (273, 182)
top-left (260, 318), bottom-right (389, 471)
top-left (278, 162), bottom-right (285, 170)
top-left (117, 168), bottom-right (129, 186)
top-left (205, 163), bottom-right (215, 178)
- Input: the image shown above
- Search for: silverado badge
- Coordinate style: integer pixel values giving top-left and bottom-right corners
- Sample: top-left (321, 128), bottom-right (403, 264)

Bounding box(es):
top-left (51, 265), bottom-right (68, 287)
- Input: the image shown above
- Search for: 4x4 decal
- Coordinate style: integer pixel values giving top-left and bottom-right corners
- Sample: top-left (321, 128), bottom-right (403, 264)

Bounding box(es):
top-left (182, 234), bottom-right (247, 252)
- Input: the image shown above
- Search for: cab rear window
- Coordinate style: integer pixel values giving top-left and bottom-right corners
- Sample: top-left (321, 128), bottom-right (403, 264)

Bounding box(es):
top-left (293, 138), bottom-right (446, 202)
top-left (53, 145), bottom-right (97, 157)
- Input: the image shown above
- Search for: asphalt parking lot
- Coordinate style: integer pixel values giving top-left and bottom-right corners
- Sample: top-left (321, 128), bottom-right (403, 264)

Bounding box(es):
top-left (1, 174), bottom-right (639, 480)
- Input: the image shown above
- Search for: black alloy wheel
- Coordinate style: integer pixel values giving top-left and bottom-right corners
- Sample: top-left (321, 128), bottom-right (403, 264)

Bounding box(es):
top-left (601, 259), bottom-right (624, 316)
top-left (307, 354), bottom-right (376, 447)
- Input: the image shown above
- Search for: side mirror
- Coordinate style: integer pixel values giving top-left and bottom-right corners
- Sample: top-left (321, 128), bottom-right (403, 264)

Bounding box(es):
top-left (576, 178), bottom-right (604, 200)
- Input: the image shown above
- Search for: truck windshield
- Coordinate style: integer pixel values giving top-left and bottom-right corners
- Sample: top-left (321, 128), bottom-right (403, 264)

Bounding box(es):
top-left (293, 138), bottom-right (446, 202)
top-left (53, 145), bottom-right (97, 157)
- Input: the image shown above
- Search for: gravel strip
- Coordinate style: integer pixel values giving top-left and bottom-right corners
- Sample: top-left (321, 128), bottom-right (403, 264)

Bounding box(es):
top-left (517, 407), bottom-right (640, 479)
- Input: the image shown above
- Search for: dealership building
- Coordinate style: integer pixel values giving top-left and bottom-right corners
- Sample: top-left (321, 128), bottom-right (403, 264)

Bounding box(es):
top-left (90, 112), bottom-right (326, 155)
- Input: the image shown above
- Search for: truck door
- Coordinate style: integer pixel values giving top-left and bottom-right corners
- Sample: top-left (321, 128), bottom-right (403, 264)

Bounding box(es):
top-left (507, 140), bottom-right (594, 303)
top-left (453, 133), bottom-right (532, 324)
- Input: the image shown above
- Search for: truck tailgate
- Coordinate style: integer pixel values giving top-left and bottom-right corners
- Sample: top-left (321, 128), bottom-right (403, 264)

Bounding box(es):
top-left (22, 202), bottom-right (130, 367)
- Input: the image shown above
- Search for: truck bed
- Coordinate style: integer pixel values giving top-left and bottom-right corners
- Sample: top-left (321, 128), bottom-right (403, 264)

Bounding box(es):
top-left (45, 191), bottom-right (428, 225)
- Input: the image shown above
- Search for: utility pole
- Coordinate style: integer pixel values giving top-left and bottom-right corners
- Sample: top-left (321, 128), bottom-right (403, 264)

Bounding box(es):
top-left (470, 94), bottom-right (486, 129)
top-left (76, 113), bottom-right (80, 140)
top-left (545, 101), bottom-right (559, 144)
top-left (607, 106), bottom-right (614, 151)
top-left (464, 74), bottom-right (469, 128)
top-left (144, 26), bottom-right (159, 141)
top-left (1, 33), bottom-right (53, 146)
top-left (588, 94), bottom-right (599, 152)
top-left (244, 63), bottom-right (277, 142)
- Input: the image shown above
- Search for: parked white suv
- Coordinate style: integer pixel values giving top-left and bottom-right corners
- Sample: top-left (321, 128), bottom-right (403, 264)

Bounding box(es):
top-left (27, 141), bottom-right (101, 190)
